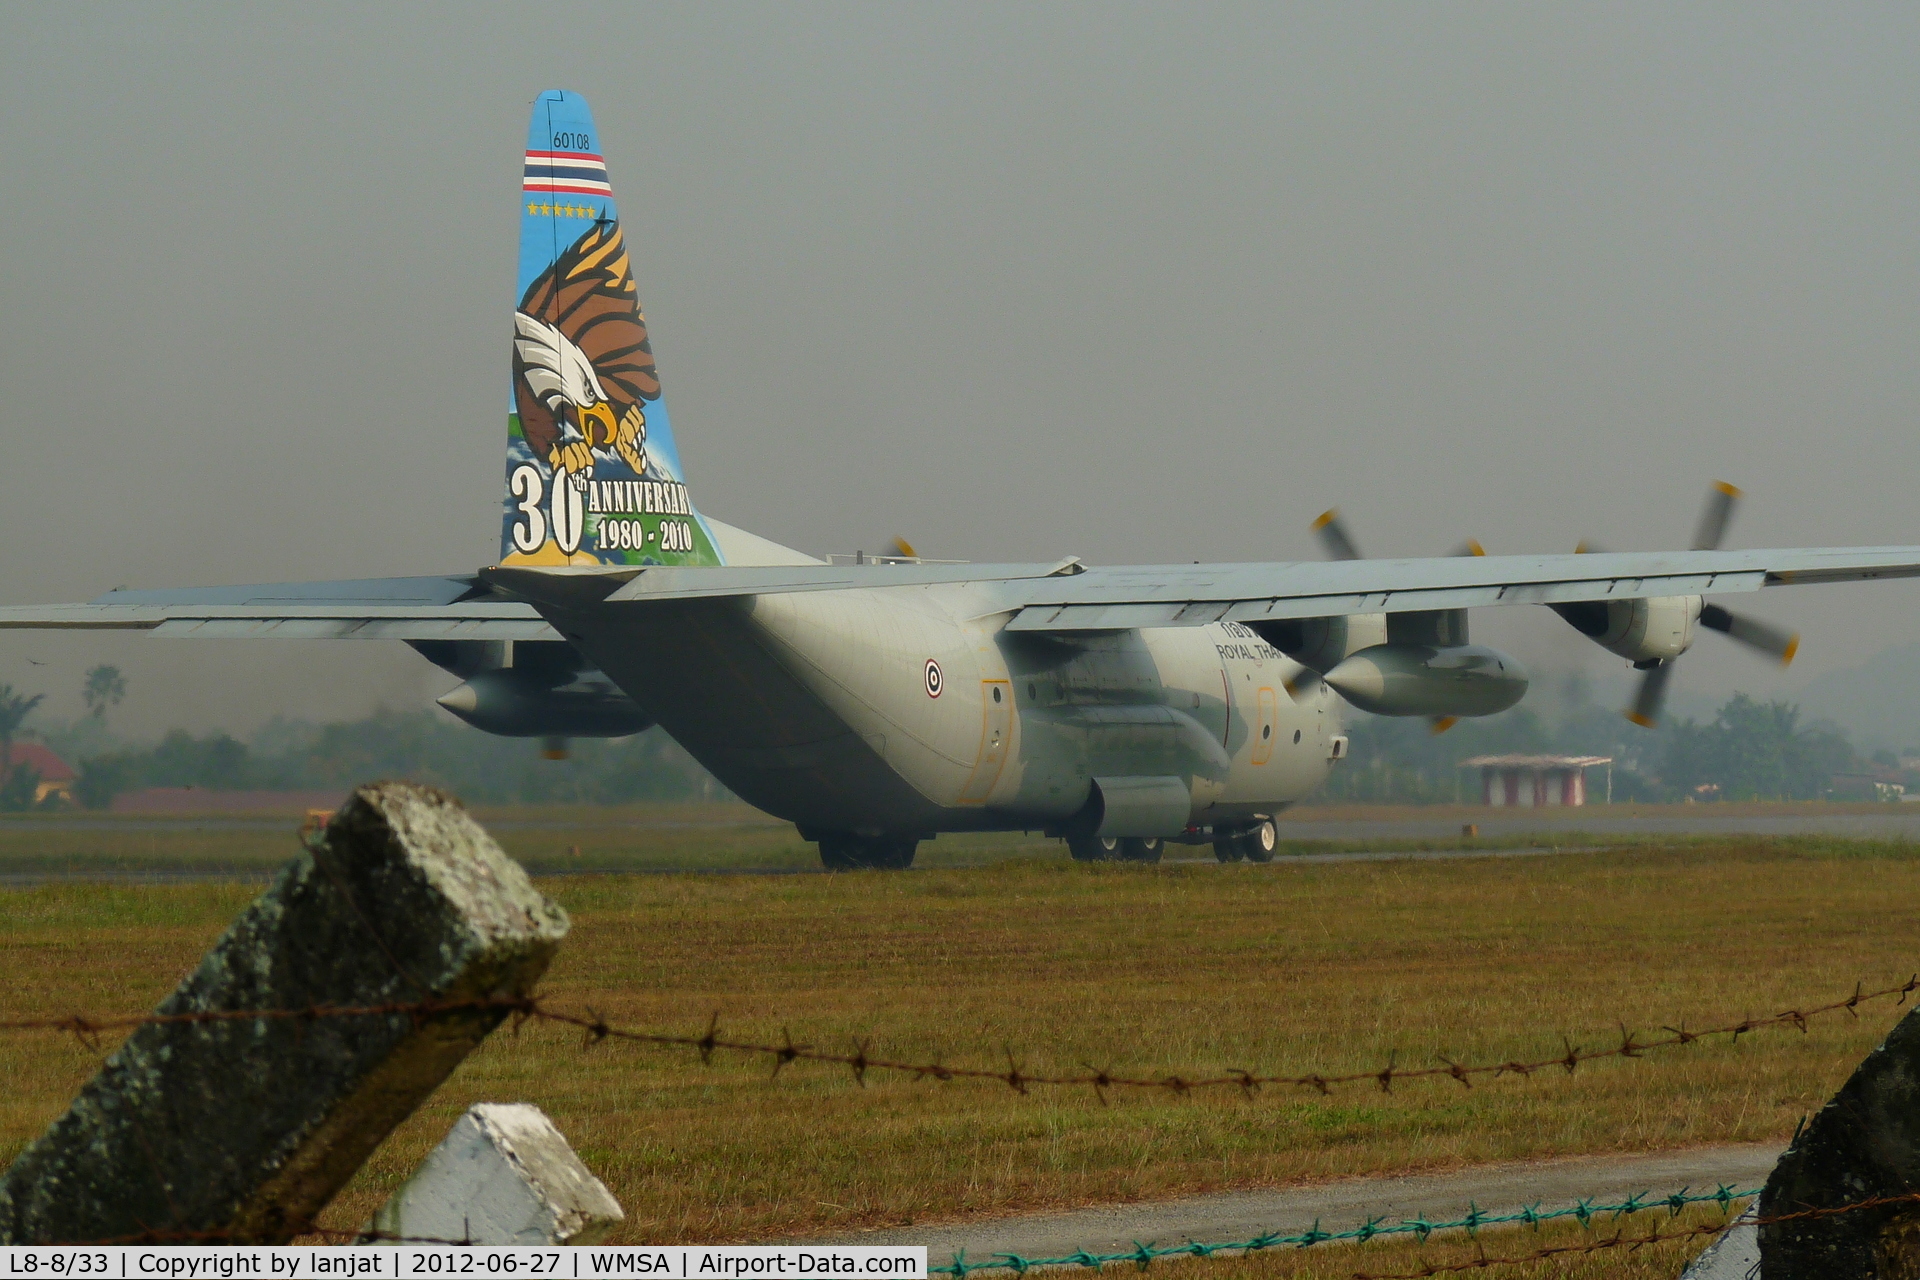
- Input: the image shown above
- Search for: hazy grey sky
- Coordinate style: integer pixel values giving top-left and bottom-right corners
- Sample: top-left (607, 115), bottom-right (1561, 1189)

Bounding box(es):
top-left (5, 2), bottom-right (1920, 736)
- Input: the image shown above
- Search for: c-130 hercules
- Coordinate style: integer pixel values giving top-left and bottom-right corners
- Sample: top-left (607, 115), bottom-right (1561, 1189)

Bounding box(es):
top-left (5, 90), bottom-right (1918, 869)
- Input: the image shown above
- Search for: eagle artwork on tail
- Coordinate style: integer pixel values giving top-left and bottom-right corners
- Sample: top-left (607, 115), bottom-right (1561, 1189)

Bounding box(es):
top-left (502, 110), bottom-right (719, 569)
top-left (512, 219), bottom-right (657, 486)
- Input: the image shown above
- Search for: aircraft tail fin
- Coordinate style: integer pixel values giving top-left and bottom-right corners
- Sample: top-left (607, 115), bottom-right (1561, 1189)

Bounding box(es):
top-left (500, 90), bottom-right (723, 567)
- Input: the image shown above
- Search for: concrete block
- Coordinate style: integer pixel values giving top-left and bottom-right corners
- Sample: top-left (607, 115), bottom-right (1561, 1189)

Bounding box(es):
top-left (365, 1104), bottom-right (622, 1245)
top-left (1760, 1001), bottom-right (1920, 1276)
top-left (1680, 1203), bottom-right (1758, 1280)
top-left (0, 782), bottom-right (569, 1245)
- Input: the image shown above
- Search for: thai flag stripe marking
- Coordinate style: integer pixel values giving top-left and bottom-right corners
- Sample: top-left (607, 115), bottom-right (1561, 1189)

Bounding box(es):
top-left (524, 150), bottom-right (612, 194)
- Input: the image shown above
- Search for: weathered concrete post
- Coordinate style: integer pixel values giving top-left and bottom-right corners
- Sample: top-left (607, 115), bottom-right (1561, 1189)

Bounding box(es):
top-left (0, 782), bottom-right (569, 1245)
top-left (364, 1103), bottom-right (622, 1246)
top-left (1760, 1001), bottom-right (1920, 1276)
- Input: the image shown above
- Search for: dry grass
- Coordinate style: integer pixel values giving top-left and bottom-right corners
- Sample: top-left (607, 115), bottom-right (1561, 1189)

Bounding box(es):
top-left (1, 832), bottom-right (1915, 1272)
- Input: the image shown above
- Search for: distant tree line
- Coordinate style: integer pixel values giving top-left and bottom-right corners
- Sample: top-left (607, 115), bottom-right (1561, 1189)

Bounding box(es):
top-left (1319, 688), bottom-right (1869, 804)
top-left (0, 663), bottom-right (731, 811)
top-left (0, 662), bottom-right (1892, 812)
top-left (58, 712), bottom-right (729, 810)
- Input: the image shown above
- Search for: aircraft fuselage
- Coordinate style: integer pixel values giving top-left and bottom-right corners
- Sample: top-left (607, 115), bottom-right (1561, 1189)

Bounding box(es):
top-left (552, 582), bottom-right (1340, 839)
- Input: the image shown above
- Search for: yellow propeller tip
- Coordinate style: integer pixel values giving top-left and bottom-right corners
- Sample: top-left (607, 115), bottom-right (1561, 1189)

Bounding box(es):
top-left (1625, 711), bottom-right (1656, 728)
top-left (1781, 636), bottom-right (1800, 667)
top-left (1311, 509), bottom-right (1338, 530)
top-left (1465, 539), bottom-right (1485, 557)
top-left (1429, 716), bottom-right (1458, 735)
top-left (1575, 541), bottom-right (1591, 555)
top-left (890, 536), bottom-right (918, 558)
top-left (1713, 480), bottom-right (1744, 499)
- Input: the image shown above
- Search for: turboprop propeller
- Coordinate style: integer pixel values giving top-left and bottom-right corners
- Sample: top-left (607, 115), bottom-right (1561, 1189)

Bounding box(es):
top-left (1301, 510), bottom-right (1492, 733)
top-left (1568, 481), bottom-right (1799, 728)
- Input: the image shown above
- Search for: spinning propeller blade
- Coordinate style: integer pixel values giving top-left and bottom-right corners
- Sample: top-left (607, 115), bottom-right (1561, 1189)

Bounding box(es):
top-left (1625, 660), bottom-right (1675, 729)
top-left (1692, 480), bottom-right (1743, 552)
top-left (1700, 603), bottom-right (1799, 665)
top-left (1311, 509), bottom-right (1363, 561)
top-left (1283, 668), bottom-right (1321, 699)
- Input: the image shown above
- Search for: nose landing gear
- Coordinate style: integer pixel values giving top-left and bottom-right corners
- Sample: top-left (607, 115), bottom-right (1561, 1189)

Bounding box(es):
top-left (1213, 819), bottom-right (1277, 864)
top-left (1066, 834), bottom-right (1164, 863)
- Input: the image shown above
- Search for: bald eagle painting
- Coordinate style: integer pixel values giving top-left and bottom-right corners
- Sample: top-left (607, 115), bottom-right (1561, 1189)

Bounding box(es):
top-left (512, 219), bottom-right (657, 485)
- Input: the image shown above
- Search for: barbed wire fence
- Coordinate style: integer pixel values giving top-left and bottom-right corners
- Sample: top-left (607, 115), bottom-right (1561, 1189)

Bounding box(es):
top-left (3, 973), bottom-right (1910, 1101)
top-left (935, 1184), bottom-right (1759, 1275)
top-left (5, 972), bottom-right (1910, 1266)
top-left (29, 1185), bottom-right (1920, 1276)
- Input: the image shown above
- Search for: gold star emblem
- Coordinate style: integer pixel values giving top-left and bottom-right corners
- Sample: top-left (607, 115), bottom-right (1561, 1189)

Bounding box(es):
top-left (527, 201), bottom-right (538, 215)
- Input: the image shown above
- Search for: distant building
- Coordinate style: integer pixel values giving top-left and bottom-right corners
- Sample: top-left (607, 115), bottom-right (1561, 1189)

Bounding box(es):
top-left (1462, 754), bottom-right (1613, 807)
top-left (1, 743), bottom-right (76, 805)
top-left (1828, 772), bottom-right (1907, 802)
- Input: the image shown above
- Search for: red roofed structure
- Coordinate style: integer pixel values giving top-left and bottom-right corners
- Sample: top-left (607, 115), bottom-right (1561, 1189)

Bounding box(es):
top-left (1, 743), bottom-right (76, 805)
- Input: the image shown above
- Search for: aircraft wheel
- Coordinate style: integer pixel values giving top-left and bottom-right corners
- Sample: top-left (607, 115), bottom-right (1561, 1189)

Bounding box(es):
top-left (1120, 836), bottom-right (1163, 863)
top-left (874, 838), bottom-right (919, 870)
top-left (1240, 820), bottom-right (1278, 864)
top-left (1213, 834), bottom-right (1246, 863)
top-left (817, 834), bottom-right (860, 870)
top-left (820, 835), bottom-right (918, 870)
top-left (1068, 834), bottom-right (1123, 862)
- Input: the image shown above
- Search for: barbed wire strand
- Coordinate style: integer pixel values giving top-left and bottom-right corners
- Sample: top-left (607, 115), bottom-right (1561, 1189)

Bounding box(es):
top-left (1, 974), bottom-right (1910, 1102)
top-left (1347, 1189), bottom-right (1920, 1279)
top-left (933, 1185), bottom-right (1756, 1276)
top-left (938, 1186), bottom-right (1920, 1277)
top-left (30, 1177), bottom-right (1920, 1268)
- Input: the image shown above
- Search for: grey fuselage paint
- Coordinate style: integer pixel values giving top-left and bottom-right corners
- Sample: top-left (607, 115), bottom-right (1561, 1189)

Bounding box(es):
top-left (542, 581), bottom-right (1339, 838)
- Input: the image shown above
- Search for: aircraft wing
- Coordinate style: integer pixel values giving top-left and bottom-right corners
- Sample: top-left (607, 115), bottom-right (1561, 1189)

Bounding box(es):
top-left (3, 546), bottom-right (1918, 640)
top-left (995, 546), bottom-right (1920, 631)
top-left (0, 576), bottom-right (555, 640)
top-left (483, 544), bottom-right (1920, 632)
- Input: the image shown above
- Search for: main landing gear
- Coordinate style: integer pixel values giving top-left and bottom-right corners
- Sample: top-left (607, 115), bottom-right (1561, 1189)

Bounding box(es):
top-left (816, 833), bottom-right (919, 871)
top-left (1213, 819), bottom-right (1277, 864)
top-left (1066, 834), bottom-right (1164, 863)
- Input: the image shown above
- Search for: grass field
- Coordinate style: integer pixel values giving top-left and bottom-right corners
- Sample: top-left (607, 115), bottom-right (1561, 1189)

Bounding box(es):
top-left (3, 818), bottom-right (1917, 1275)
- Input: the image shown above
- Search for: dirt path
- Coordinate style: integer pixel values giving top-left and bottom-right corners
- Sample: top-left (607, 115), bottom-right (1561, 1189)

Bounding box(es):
top-left (841, 1144), bottom-right (1777, 1267)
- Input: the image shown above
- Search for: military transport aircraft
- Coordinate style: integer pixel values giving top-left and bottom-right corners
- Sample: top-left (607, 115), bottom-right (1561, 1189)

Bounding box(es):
top-left (3, 90), bottom-right (1917, 870)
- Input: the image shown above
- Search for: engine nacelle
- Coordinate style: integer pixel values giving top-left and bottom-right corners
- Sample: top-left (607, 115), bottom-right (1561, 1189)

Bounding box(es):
top-left (1321, 644), bottom-right (1529, 718)
top-left (1253, 613), bottom-right (1389, 673)
top-left (436, 668), bottom-right (653, 738)
top-left (1550, 596), bottom-right (1700, 665)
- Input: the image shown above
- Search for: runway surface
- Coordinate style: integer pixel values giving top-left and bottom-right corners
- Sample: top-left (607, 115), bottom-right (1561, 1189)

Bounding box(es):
top-left (842, 1144), bottom-right (1777, 1268)
top-left (0, 845), bottom-right (1626, 886)
top-left (1278, 810), bottom-right (1920, 841)
top-left (3, 806), bottom-right (1914, 885)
